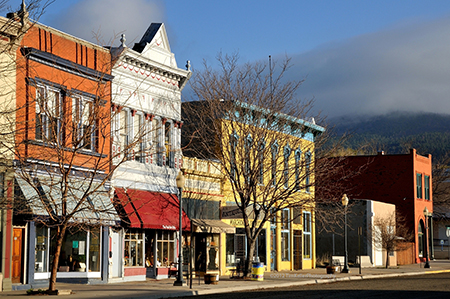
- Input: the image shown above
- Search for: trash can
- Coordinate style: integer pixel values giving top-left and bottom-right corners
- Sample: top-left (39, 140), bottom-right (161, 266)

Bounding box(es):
top-left (251, 262), bottom-right (264, 281)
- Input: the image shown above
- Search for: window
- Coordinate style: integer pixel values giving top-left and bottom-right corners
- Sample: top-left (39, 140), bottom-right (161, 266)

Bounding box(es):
top-left (293, 206), bottom-right (301, 224)
top-left (271, 141), bottom-right (279, 186)
top-left (283, 145), bottom-right (291, 188)
top-left (35, 225), bottom-right (49, 273)
top-left (226, 234), bottom-right (236, 266)
top-left (119, 110), bottom-right (129, 158)
top-left (72, 97), bottom-right (97, 151)
top-left (258, 141), bottom-right (265, 185)
top-left (303, 211), bottom-right (312, 259)
top-left (165, 121), bottom-right (172, 167)
top-left (36, 85), bottom-right (62, 143)
top-left (416, 173), bottom-right (423, 199)
top-left (133, 113), bottom-right (144, 162)
top-left (124, 230), bottom-right (144, 267)
top-left (88, 227), bottom-right (101, 272)
top-left (156, 231), bottom-right (175, 267)
top-left (152, 118), bottom-right (161, 166)
top-left (245, 135), bottom-right (253, 183)
top-left (305, 152), bottom-right (311, 192)
top-left (424, 175), bottom-right (430, 200)
top-left (281, 208), bottom-right (290, 261)
top-left (230, 133), bottom-right (239, 181)
top-left (418, 221), bottom-right (424, 257)
top-left (295, 150), bottom-right (302, 190)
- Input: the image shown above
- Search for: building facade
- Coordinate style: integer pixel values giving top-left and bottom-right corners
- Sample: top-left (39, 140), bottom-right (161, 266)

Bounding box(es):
top-left (182, 100), bottom-right (325, 273)
top-left (322, 149), bottom-right (433, 264)
top-left (3, 5), bottom-right (119, 291)
top-left (109, 24), bottom-right (191, 281)
top-left (316, 200), bottom-right (397, 268)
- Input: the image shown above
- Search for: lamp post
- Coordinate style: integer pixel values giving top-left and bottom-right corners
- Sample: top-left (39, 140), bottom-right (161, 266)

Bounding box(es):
top-left (174, 170), bottom-right (186, 286)
top-left (341, 194), bottom-right (350, 273)
top-left (423, 207), bottom-right (431, 269)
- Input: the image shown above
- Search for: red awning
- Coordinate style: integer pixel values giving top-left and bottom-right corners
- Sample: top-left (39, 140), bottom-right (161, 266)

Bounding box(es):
top-left (115, 188), bottom-right (190, 230)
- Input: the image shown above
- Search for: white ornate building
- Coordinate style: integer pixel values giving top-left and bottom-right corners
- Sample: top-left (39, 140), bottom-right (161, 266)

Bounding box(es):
top-left (109, 23), bottom-right (191, 281)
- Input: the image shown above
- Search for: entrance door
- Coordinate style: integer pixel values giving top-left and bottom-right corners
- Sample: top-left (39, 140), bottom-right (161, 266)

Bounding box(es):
top-left (111, 230), bottom-right (122, 277)
top-left (12, 228), bottom-right (23, 283)
top-left (293, 230), bottom-right (302, 270)
top-left (270, 227), bottom-right (276, 270)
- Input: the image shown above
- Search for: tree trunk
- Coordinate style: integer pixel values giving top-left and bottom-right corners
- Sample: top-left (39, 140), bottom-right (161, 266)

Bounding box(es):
top-left (48, 225), bottom-right (67, 291)
top-left (385, 251), bottom-right (390, 269)
top-left (244, 238), bottom-right (257, 277)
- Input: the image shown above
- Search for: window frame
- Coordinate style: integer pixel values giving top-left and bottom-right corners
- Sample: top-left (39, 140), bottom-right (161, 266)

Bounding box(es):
top-left (283, 145), bottom-right (291, 189)
top-left (271, 141), bottom-right (279, 187)
top-left (416, 173), bottom-right (423, 199)
top-left (281, 208), bottom-right (290, 261)
top-left (72, 95), bottom-right (97, 152)
top-left (303, 211), bottom-right (312, 259)
top-left (35, 84), bottom-right (63, 143)
top-left (304, 152), bottom-right (311, 193)
top-left (424, 175), bottom-right (430, 200)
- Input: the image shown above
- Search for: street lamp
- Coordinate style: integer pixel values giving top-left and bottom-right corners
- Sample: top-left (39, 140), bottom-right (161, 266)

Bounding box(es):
top-left (423, 207), bottom-right (431, 269)
top-left (341, 194), bottom-right (350, 273)
top-left (174, 170), bottom-right (186, 286)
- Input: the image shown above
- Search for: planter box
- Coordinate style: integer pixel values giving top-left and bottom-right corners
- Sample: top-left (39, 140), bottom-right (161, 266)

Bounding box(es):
top-left (204, 274), bottom-right (219, 285)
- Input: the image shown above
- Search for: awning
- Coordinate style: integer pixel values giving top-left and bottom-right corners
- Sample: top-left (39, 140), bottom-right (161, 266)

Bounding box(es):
top-left (191, 219), bottom-right (236, 234)
top-left (15, 175), bottom-right (120, 226)
top-left (115, 188), bottom-right (190, 231)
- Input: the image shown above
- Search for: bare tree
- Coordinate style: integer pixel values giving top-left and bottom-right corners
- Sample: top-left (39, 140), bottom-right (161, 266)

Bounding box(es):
top-left (372, 212), bottom-right (412, 268)
top-left (182, 53), bottom-right (344, 275)
top-left (0, 8), bottom-right (156, 292)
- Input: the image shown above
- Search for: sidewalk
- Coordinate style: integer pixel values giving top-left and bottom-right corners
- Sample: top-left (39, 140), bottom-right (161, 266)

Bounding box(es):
top-left (2, 260), bottom-right (450, 299)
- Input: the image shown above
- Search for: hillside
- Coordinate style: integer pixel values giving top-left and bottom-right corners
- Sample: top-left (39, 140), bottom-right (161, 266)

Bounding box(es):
top-left (328, 111), bottom-right (450, 161)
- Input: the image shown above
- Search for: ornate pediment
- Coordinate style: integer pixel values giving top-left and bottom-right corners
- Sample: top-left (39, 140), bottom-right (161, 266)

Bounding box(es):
top-left (132, 23), bottom-right (177, 68)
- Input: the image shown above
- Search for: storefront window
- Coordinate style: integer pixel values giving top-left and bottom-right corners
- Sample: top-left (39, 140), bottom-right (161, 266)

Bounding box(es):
top-left (281, 208), bottom-right (290, 261)
top-left (57, 228), bottom-right (88, 272)
top-left (157, 231), bottom-right (175, 267)
top-left (35, 225), bottom-right (49, 273)
top-left (89, 227), bottom-right (101, 272)
top-left (303, 211), bottom-right (312, 259)
top-left (207, 235), bottom-right (219, 270)
top-left (226, 234), bottom-right (235, 267)
top-left (124, 230), bottom-right (144, 267)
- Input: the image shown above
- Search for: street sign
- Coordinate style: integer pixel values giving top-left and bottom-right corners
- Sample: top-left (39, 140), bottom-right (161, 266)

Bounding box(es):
top-left (440, 240), bottom-right (445, 245)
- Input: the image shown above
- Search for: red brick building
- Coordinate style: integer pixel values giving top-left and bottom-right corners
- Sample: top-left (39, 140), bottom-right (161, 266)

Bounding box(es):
top-left (321, 149), bottom-right (433, 264)
top-left (1, 4), bottom-right (117, 290)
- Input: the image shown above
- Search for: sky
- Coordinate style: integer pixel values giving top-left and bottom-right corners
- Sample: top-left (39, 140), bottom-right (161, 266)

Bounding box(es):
top-left (6, 0), bottom-right (450, 119)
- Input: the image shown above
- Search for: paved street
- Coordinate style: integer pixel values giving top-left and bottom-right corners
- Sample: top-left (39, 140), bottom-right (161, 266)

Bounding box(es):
top-left (2, 260), bottom-right (450, 299)
top-left (173, 272), bottom-right (450, 299)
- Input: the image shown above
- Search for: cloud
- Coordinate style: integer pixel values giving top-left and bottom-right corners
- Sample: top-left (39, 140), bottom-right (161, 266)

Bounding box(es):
top-left (50, 0), bottom-right (165, 47)
top-left (287, 16), bottom-right (450, 118)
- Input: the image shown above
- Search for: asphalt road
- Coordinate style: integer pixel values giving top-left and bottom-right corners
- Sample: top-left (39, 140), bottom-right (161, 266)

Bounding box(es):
top-left (174, 272), bottom-right (450, 299)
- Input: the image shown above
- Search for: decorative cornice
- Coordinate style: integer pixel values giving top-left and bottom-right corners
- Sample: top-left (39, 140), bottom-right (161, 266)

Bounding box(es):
top-left (22, 47), bottom-right (114, 82)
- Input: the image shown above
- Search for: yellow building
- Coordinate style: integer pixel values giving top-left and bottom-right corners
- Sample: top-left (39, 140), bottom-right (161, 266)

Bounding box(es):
top-left (182, 100), bottom-right (324, 274)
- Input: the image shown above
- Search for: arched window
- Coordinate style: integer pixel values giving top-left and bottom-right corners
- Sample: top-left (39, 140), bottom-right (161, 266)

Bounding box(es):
top-left (305, 151), bottom-right (311, 192)
top-left (295, 149), bottom-right (302, 190)
top-left (230, 132), bottom-right (239, 181)
top-left (271, 141), bottom-right (279, 186)
top-left (245, 135), bottom-right (253, 182)
top-left (418, 220), bottom-right (425, 257)
top-left (283, 145), bottom-right (291, 189)
top-left (258, 140), bottom-right (265, 185)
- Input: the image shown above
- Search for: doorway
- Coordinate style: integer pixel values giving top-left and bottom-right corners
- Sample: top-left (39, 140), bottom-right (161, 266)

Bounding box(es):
top-left (110, 229), bottom-right (122, 278)
top-left (293, 230), bottom-right (302, 270)
top-left (12, 228), bottom-right (24, 283)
